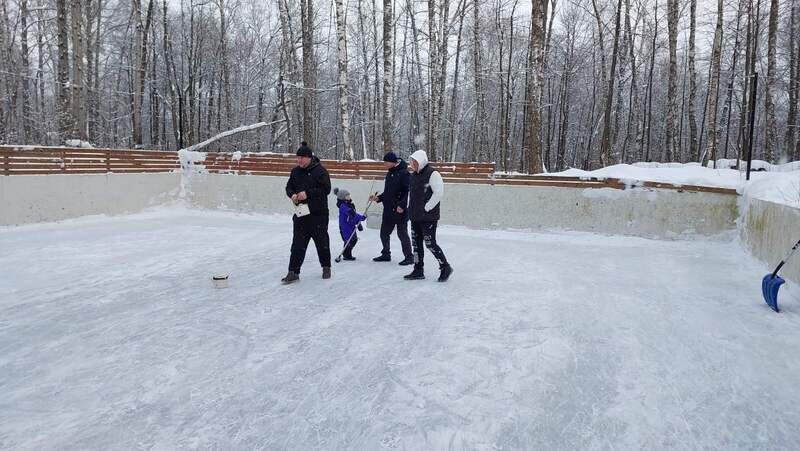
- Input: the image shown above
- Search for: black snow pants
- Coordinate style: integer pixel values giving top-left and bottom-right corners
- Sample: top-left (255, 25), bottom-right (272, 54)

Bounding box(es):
top-left (410, 221), bottom-right (448, 269)
top-left (289, 214), bottom-right (331, 273)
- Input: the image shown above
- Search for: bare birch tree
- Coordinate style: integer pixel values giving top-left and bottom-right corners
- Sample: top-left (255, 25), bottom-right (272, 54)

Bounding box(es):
top-left (334, 0), bottom-right (354, 159)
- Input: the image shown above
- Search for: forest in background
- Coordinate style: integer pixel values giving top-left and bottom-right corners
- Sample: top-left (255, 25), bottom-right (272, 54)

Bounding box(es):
top-left (0, 0), bottom-right (798, 172)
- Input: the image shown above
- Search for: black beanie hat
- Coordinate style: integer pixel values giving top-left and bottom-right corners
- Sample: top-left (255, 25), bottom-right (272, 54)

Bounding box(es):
top-left (296, 141), bottom-right (313, 158)
top-left (383, 151), bottom-right (398, 163)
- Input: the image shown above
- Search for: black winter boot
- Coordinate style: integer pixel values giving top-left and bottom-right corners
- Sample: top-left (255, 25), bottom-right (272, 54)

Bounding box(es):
top-left (373, 253), bottom-right (391, 262)
top-left (281, 271), bottom-right (300, 284)
top-left (322, 267), bottom-right (332, 279)
top-left (404, 265), bottom-right (425, 280)
top-left (438, 264), bottom-right (453, 282)
top-left (398, 256), bottom-right (415, 266)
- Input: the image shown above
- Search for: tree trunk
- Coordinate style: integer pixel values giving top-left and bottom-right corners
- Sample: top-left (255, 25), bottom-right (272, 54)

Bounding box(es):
top-left (600, 0), bottom-right (624, 166)
top-left (786, 0), bottom-right (797, 159)
top-left (448, 5), bottom-right (466, 161)
top-left (678, 46), bottom-right (688, 161)
top-left (334, 0), bottom-right (354, 159)
top-left (0, 0), bottom-right (4, 142)
top-left (765, 0), bottom-right (778, 162)
top-left (89, 0), bottom-right (103, 143)
top-left (427, 0), bottom-right (439, 159)
top-left (131, 0), bottom-right (154, 147)
top-left (277, 0), bottom-right (297, 150)
top-left (738, 0), bottom-right (761, 162)
top-left (472, 0), bottom-right (487, 161)
top-left (382, 0), bottom-right (394, 152)
top-left (433, 0), bottom-right (451, 161)
top-left (372, 0), bottom-right (381, 155)
top-left (20, 0), bottom-right (32, 142)
top-left (163, 0), bottom-right (183, 149)
top-left (794, 0), bottom-right (800, 161)
top-left (523, 0), bottom-right (545, 173)
top-left (218, 0), bottom-right (232, 133)
top-left (543, 0), bottom-right (557, 170)
top-left (85, 0), bottom-right (94, 142)
top-left (722, 0), bottom-right (744, 161)
top-left (612, 2), bottom-right (628, 162)
top-left (35, 1), bottom-right (47, 143)
top-left (665, 0), bottom-right (679, 162)
top-left (300, 0), bottom-right (316, 144)
top-left (688, 0), bottom-right (698, 162)
top-left (589, 0), bottom-right (607, 168)
top-left (622, 0), bottom-right (640, 162)
top-left (56, 0), bottom-right (72, 140)
top-left (643, 1), bottom-right (658, 162)
top-left (132, 0), bottom-right (143, 145)
top-left (505, 0), bottom-right (517, 167)
top-left (496, 3), bottom-right (507, 170)
top-left (150, 36), bottom-right (159, 147)
top-left (71, 0), bottom-right (86, 140)
top-left (705, 0), bottom-right (724, 166)
top-left (556, 17), bottom-right (576, 171)
top-left (796, 8), bottom-right (800, 161)
top-left (583, 50), bottom-right (600, 169)
top-left (409, 0), bottom-right (428, 155)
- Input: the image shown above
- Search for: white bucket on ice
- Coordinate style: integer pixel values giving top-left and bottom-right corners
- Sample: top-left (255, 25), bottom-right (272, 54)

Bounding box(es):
top-left (212, 275), bottom-right (229, 289)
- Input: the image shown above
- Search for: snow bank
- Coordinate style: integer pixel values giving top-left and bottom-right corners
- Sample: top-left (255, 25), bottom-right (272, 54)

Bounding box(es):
top-left (177, 150), bottom-right (208, 199)
top-left (546, 162), bottom-right (800, 208)
top-left (741, 172), bottom-right (800, 209)
top-left (550, 163), bottom-right (744, 189)
top-left (712, 158), bottom-right (800, 172)
top-left (178, 149), bottom-right (207, 171)
top-left (64, 139), bottom-right (95, 148)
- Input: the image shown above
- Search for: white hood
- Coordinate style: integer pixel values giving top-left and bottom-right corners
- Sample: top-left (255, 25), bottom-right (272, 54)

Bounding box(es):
top-left (409, 150), bottom-right (429, 171)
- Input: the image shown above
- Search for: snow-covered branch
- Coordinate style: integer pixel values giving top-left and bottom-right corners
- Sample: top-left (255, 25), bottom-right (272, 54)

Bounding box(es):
top-left (179, 120), bottom-right (285, 153)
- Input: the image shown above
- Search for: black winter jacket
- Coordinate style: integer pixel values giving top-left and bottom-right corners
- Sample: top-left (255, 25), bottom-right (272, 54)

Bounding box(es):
top-left (409, 164), bottom-right (441, 222)
top-left (377, 160), bottom-right (411, 216)
top-left (285, 156), bottom-right (332, 216)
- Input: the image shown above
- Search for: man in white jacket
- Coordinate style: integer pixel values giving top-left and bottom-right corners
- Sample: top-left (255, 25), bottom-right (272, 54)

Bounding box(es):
top-left (404, 150), bottom-right (453, 282)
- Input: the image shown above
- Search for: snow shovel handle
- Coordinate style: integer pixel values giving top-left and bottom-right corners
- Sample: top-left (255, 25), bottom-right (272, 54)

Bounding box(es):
top-left (772, 238), bottom-right (800, 278)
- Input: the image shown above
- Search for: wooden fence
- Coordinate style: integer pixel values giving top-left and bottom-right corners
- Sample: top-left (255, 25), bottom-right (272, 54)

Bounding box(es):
top-left (0, 146), bottom-right (180, 175)
top-left (0, 145), bottom-right (737, 195)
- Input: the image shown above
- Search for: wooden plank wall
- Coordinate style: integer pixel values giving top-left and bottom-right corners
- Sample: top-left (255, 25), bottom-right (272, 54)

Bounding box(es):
top-left (0, 146), bottom-right (737, 195)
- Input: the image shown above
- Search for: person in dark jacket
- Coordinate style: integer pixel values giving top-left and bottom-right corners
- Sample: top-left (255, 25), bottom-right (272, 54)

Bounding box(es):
top-left (404, 150), bottom-right (453, 282)
top-left (368, 152), bottom-right (414, 265)
top-left (333, 188), bottom-right (367, 260)
top-left (281, 142), bottom-right (332, 284)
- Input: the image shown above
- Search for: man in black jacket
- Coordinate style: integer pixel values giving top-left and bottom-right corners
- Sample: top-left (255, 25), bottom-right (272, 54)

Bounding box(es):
top-left (282, 142), bottom-right (332, 284)
top-left (369, 152), bottom-right (414, 265)
top-left (404, 150), bottom-right (453, 282)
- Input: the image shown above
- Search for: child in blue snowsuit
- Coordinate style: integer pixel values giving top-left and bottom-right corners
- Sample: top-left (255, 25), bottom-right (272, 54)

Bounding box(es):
top-left (334, 188), bottom-right (367, 260)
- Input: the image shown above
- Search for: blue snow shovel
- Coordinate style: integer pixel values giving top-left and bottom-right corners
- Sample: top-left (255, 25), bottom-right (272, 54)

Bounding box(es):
top-left (762, 238), bottom-right (800, 312)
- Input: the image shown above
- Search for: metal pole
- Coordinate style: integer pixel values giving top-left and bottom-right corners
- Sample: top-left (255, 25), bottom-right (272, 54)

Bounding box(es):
top-left (746, 72), bottom-right (758, 181)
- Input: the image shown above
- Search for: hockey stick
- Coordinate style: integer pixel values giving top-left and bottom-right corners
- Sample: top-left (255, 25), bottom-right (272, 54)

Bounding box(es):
top-left (334, 192), bottom-right (378, 263)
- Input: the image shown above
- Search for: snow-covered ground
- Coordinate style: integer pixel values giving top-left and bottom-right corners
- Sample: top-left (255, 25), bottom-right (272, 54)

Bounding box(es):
top-left (2, 208), bottom-right (799, 449)
top-left (544, 161), bottom-right (800, 208)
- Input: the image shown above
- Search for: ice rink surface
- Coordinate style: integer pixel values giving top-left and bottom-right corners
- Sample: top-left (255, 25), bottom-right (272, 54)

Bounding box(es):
top-left (2, 208), bottom-right (799, 449)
